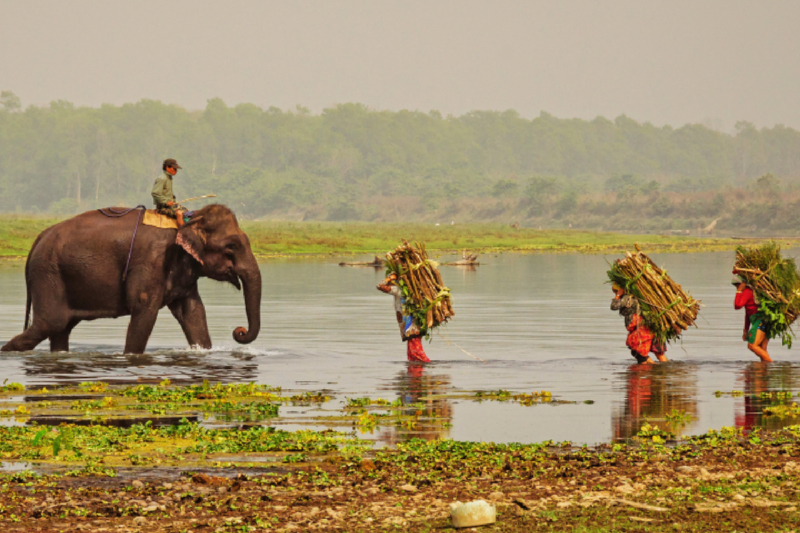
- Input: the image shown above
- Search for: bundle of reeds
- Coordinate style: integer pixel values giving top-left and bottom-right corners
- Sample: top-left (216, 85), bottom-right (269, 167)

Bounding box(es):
top-left (385, 241), bottom-right (454, 336)
top-left (734, 242), bottom-right (800, 345)
top-left (607, 249), bottom-right (700, 343)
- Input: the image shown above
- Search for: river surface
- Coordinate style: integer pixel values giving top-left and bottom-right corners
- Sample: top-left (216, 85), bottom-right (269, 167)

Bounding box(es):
top-left (2, 250), bottom-right (800, 445)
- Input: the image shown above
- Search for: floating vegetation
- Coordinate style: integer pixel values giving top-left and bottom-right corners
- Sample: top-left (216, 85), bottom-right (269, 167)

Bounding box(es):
top-left (634, 423), bottom-right (676, 444)
top-left (0, 381), bottom-right (24, 392)
top-left (763, 403), bottom-right (800, 418)
top-left (202, 400), bottom-right (280, 421)
top-left (78, 382), bottom-right (108, 393)
top-left (0, 419), bottom-right (366, 466)
top-left (664, 409), bottom-right (693, 424)
top-left (70, 397), bottom-right (116, 411)
top-left (714, 390), bottom-right (745, 397)
top-left (290, 392), bottom-right (332, 404)
top-left (345, 397), bottom-right (394, 408)
top-left (474, 390), bottom-right (555, 406)
top-left (123, 381), bottom-right (279, 403)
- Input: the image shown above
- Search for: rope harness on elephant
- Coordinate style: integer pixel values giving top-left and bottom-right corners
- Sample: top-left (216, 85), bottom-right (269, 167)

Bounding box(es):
top-left (97, 206), bottom-right (147, 281)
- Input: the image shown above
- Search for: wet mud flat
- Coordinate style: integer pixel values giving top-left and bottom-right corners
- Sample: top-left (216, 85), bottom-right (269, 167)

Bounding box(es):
top-left (4, 427), bottom-right (800, 532)
top-left (2, 382), bottom-right (800, 531)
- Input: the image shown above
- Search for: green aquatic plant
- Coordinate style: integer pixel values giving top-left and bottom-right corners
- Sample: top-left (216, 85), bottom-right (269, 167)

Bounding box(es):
top-left (345, 397), bottom-right (391, 408)
top-left (763, 403), bottom-right (800, 418)
top-left (289, 392), bottom-right (331, 404)
top-left (0, 381), bottom-right (24, 392)
top-left (203, 400), bottom-right (280, 420)
top-left (665, 409), bottom-right (692, 424)
top-left (634, 423), bottom-right (675, 444)
top-left (78, 382), bottom-right (108, 393)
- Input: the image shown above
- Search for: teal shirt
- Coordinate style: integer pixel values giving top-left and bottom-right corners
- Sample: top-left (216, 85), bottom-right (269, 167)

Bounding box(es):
top-left (151, 171), bottom-right (176, 206)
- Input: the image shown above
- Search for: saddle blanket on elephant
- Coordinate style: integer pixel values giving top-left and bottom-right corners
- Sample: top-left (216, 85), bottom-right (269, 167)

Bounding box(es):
top-left (142, 210), bottom-right (179, 229)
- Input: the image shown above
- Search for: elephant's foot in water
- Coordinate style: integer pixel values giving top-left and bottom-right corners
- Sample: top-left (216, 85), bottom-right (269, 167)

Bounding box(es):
top-left (124, 308), bottom-right (160, 354)
top-left (1, 319), bottom-right (77, 353)
top-left (168, 291), bottom-right (212, 350)
top-left (1, 325), bottom-right (48, 352)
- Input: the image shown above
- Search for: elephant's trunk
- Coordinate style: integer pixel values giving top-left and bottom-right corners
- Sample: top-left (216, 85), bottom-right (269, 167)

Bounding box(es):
top-left (233, 260), bottom-right (262, 344)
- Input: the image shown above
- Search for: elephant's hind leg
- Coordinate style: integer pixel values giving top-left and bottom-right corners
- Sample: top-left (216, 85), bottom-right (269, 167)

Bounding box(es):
top-left (49, 319), bottom-right (80, 352)
top-left (1, 321), bottom-right (53, 352)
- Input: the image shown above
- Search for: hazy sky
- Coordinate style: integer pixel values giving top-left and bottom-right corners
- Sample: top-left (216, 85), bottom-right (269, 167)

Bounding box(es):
top-left (2, 0), bottom-right (799, 130)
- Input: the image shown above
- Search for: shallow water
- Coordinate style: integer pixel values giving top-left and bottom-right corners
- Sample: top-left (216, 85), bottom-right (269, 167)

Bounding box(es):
top-left (2, 250), bottom-right (800, 445)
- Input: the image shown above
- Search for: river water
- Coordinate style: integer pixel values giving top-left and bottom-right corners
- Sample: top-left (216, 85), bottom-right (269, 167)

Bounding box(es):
top-left (2, 250), bottom-right (800, 445)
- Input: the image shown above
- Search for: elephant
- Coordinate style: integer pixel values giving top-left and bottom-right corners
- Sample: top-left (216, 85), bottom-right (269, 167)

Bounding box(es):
top-left (1, 204), bottom-right (261, 354)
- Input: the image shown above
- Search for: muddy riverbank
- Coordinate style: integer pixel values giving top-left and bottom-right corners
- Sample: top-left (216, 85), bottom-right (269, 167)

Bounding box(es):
top-left (3, 425), bottom-right (800, 532)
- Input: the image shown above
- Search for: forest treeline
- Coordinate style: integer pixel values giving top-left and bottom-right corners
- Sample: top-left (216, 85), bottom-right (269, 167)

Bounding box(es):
top-left (1, 91), bottom-right (800, 233)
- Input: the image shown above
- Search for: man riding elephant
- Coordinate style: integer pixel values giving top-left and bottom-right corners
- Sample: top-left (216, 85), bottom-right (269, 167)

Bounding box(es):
top-left (1, 204), bottom-right (261, 354)
top-left (152, 158), bottom-right (188, 228)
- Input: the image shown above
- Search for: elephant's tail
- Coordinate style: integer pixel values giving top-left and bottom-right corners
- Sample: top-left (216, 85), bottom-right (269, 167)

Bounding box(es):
top-left (23, 234), bottom-right (41, 331)
top-left (24, 289), bottom-right (31, 331)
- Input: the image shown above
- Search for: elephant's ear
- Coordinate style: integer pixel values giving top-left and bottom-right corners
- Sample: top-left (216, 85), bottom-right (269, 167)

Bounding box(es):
top-left (176, 220), bottom-right (207, 265)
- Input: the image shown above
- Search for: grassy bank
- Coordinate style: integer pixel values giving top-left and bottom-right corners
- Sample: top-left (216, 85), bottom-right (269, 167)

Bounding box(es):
top-left (0, 215), bottom-right (759, 258)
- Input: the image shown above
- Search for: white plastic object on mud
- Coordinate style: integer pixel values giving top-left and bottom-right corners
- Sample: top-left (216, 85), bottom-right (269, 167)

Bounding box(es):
top-left (449, 499), bottom-right (497, 528)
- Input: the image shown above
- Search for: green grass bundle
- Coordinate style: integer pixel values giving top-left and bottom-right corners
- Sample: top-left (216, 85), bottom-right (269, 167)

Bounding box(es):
top-left (607, 250), bottom-right (700, 343)
top-left (734, 242), bottom-right (800, 346)
top-left (385, 241), bottom-right (454, 337)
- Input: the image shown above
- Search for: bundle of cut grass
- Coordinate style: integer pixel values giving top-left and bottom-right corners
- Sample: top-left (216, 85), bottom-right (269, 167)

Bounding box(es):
top-left (734, 242), bottom-right (800, 346)
top-left (385, 241), bottom-right (454, 337)
top-left (607, 249), bottom-right (700, 343)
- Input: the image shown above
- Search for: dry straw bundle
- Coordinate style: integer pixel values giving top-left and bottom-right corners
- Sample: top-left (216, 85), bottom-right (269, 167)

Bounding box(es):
top-left (607, 249), bottom-right (700, 343)
top-left (385, 241), bottom-right (454, 336)
top-left (734, 242), bottom-right (800, 346)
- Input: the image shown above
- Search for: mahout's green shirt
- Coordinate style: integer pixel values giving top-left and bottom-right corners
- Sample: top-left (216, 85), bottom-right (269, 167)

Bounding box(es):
top-left (151, 171), bottom-right (176, 206)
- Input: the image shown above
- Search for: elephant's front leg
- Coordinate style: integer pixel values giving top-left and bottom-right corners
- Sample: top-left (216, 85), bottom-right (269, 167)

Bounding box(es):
top-left (124, 291), bottom-right (163, 354)
top-left (168, 287), bottom-right (212, 349)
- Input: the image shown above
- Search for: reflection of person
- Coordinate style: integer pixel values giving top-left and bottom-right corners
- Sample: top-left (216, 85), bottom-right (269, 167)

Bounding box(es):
top-left (733, 275), bottom-right (772, 362)
top-left (378, 364), bottom-right (453, 445)
top-left (735, 362), bottom-right (768, 432)
top-left (377, 273), bottom-right (430, 362)
top-left (611, 284), bottom-right (667, 364)
top-left (152, 158), bottom-right (188, 228)
top-left (611, 364), bottom-right (698, 441)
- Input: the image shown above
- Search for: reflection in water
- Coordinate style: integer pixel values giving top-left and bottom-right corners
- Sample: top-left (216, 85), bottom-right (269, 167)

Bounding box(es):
top-left (735, 362), bottom-right (800, 432)
top-left (17, 350), bottom-right (259, 386)
top-left (378, 363), bottom-right (453, 444)
top-left (612, 364), bottom-right (698, 441)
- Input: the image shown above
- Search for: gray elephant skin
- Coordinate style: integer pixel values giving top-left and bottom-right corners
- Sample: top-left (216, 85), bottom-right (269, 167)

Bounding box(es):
top-left (1, 204), bottom-right (262, 354)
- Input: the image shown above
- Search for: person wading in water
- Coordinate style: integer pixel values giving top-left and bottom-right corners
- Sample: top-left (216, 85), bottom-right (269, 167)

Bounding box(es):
top-left (377, 273), bottom-right (431, 363)
top-left (152, 158), bottom-right (188, 228)
top-left (611, 283), bottom-right (668, 364)
top-left (733, 274), bottom-right (772, 362)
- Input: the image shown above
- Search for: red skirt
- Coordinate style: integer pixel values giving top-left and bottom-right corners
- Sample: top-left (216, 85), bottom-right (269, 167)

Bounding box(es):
top-left (626, 315), bottom-right (666, 357)
top-left (407, 337), bottom-right (431, 362)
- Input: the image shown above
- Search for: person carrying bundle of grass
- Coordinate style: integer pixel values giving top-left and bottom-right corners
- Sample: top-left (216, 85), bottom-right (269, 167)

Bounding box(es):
top-left (732, 275), bottom-right (771, 362)
top-left (733, 242), bottom-right (800, 361)
top-left (378, 241), bottom-right (455, 363)
top-left (608, 249), bottom-right (700, 364)
top-left (611, 283), bottom-right (668, 364)
top-left (377, 272), bottom-right (430, 362)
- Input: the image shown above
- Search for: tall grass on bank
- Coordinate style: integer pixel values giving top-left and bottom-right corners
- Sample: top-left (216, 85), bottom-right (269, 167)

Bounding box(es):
top-left (0, 215), bottom-right (747, 258)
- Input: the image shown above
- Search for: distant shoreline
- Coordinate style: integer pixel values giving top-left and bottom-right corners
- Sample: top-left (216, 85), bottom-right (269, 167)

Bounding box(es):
top-left (0, 216), bottom-right (791, 260)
